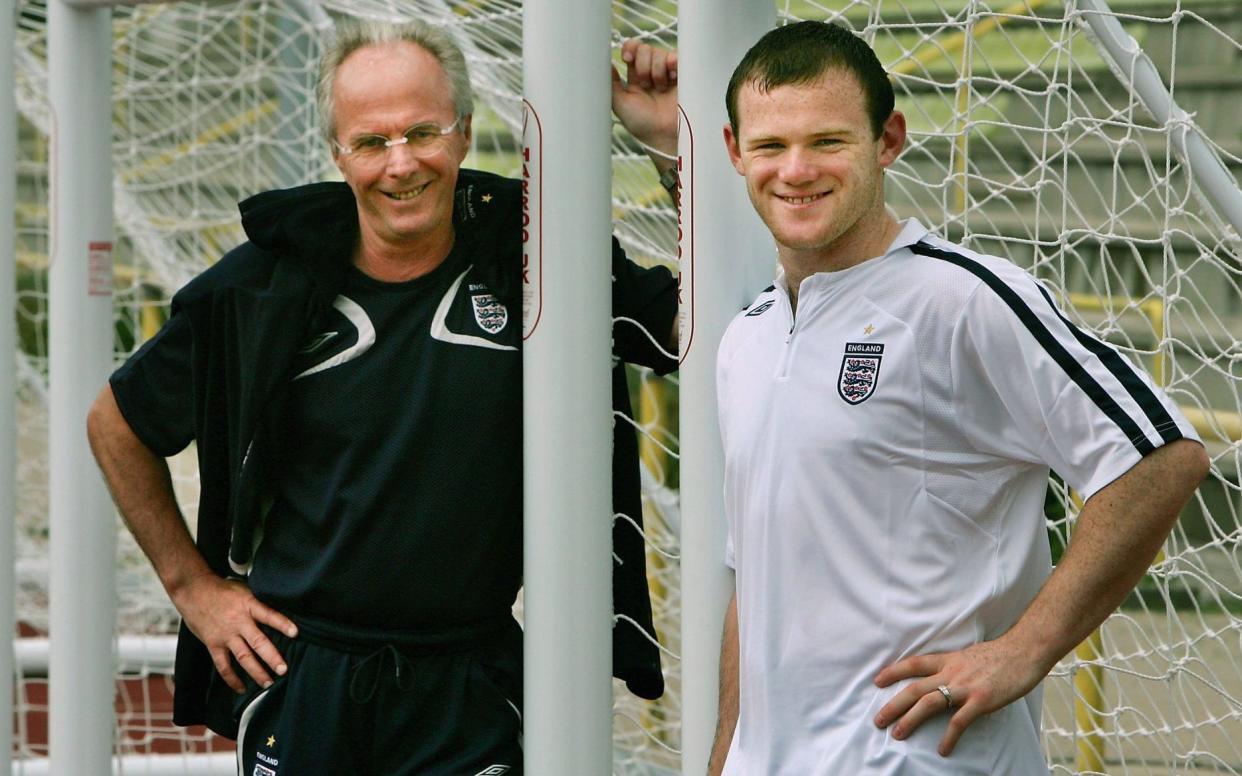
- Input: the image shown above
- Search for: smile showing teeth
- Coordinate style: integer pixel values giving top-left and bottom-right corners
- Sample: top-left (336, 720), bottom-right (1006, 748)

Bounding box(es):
top-left (780, 193), bottom-right (827, 205)
top-left (386, 184), bottom-right (428, 201)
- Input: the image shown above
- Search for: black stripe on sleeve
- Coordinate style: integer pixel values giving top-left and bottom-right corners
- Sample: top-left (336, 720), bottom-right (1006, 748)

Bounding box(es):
top-left (911, 242), bottom-right (1164, 455)
top-left (1031, 283), bottom-right (1183, 445)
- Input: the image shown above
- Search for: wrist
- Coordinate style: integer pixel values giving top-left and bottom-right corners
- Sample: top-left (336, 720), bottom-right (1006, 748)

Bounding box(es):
top-left (164, 562), bottom-right (216, 604)
top-left (999, 616), bottom-right (1071, 677)
top-left (633, 132), bottom-right (677, 172)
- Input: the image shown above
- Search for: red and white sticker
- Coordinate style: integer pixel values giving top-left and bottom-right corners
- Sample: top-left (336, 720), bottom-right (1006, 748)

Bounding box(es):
top-left (674, 105), bottom-right (690, 364)
top-left (521, 101), bottom-right (542, 339)
top-left (88, 241), bottom-right (113, 297)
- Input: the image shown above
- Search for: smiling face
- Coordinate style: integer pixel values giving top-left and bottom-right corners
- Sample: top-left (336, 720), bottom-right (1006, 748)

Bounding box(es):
top-left (331, 40), bottom-right (471, 258)
top-left (724, 68), bottom-right (904, 270)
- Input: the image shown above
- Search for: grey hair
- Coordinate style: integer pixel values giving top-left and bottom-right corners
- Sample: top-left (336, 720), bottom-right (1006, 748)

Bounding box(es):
top-left (316, 18), bottom-right (475, 146)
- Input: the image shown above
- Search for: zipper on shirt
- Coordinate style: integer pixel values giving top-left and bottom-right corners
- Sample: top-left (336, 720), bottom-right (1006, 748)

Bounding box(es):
top-left (776, 290), bottom-right (797, 379)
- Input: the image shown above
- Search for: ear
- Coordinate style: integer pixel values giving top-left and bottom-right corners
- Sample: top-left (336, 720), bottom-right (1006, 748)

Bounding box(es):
top-left (454, 114), bottom-right (473, 165)
top-left (877, 111), bottom-right (906, 169)
top-left (330, 142), bottom-right (345, 176)
top-left (723, 122), bottom-right (745, 176)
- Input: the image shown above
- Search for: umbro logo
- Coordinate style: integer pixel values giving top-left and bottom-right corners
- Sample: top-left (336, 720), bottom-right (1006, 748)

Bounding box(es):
top-left (293, 296), bottom-right (375, 380)
top-left (299, 331), bottom-right (338, 354)
top-left (473, 766), bottom-right (510, 775)
top-left (746, 300), bottom-right (774, 317)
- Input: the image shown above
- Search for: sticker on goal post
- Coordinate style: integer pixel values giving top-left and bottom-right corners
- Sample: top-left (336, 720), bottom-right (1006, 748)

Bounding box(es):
top-left (675, 106), bottom-right (695, 365)
top-left (88, 241), bottom-right (113, 297)
top-left (674, 105), bottom-right (688, 365)
top-left (521, 100), bottom-right (542, 339)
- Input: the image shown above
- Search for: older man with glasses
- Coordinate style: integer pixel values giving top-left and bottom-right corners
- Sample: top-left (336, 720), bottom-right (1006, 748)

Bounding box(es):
top-left (87, 18), bottom-right (678, 776)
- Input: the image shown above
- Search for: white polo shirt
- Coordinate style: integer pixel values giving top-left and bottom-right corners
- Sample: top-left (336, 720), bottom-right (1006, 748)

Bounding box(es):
top-left (716, 219), bottom-right (1197, 776)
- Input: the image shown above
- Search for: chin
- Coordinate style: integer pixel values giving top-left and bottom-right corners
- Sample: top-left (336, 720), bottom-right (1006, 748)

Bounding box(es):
top-left (774, 229), bottom-right (838, 253)
top-left (764, 211), bottom-right (832, 244)
top-left (390, 219), bottom-right (436, 241)
top-left (385, 200), bottom-right (438, 227)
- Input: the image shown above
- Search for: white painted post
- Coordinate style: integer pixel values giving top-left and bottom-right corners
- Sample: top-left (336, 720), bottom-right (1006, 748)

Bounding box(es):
top-left (0, 0), bottom-right (17, 771)
top-left (676, 3), bottom-right (775, 774)
top-left (521, 0), bottom-right (614, 774)
top-left (47, 3), bottom-right (117, 774)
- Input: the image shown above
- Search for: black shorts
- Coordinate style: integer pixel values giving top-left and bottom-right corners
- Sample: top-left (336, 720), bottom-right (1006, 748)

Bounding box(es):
top-left (233, 618), bottom-right (523, 776)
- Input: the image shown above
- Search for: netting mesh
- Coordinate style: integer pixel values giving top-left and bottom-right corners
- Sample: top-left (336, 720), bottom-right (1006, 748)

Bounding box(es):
top-left (13, 0), bottom-right (678, 771)
top-left (12, 0), bottom-right (1242, 772)
top-left (781, 0), bottom-right (1242, 772)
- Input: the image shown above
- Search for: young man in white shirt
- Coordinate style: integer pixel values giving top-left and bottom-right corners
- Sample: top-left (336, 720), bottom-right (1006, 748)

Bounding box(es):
top-left (708, 20), bottom-right (1208, 776)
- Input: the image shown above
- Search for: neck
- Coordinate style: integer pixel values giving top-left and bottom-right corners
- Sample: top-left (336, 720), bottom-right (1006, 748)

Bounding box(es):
top-left (781, 209), bottom-right (901, 313)
top-left (353, 223), bottom-right (455, 283)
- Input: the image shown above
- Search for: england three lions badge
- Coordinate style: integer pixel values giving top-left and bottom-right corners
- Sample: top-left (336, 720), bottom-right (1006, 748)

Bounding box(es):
top-left (472, 293), bottom-right (508, 334)
top-left (838, 342), bottom-right (884, 405)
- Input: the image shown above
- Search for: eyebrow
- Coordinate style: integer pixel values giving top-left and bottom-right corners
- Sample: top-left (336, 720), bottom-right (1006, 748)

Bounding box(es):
top-left (744, 129), bottom-right (853, 145)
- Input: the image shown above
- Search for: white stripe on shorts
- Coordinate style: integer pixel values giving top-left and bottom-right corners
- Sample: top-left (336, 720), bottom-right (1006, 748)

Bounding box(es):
top-left (235, 687), bottom-right (272, 776)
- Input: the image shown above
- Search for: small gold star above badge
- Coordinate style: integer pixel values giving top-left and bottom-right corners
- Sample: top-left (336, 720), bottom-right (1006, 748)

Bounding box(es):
top-left (481, 193), bottom-right (493, 203)
top-left (864, 324), bottom-right (875, 335)
top-left (266, 735), bottom-right (276, 747)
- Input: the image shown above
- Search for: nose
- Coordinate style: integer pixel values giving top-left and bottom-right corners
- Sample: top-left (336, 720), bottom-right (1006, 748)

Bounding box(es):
top-left (384, 142), bottom-right (422, 178)
top-left (777, 147), bottom-right (817, 187)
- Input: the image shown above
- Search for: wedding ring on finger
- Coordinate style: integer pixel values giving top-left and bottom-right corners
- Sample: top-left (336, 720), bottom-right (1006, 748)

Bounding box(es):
top-left (937, 684), bottom-right (954, 709)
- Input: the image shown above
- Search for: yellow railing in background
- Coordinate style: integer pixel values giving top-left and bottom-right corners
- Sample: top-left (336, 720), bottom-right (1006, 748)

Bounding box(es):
top-left (637, 375), bottom-right (673, 748)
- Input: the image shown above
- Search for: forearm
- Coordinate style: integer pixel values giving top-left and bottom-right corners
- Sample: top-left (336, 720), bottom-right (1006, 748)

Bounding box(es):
top-left (89, 385), bottom-right (298, 691)
top-left (708, 591), bottom-right (739, 776)
top-left (87, 384), bottom-right (213, 601)
top-left (1004, 439), bottom-right (1208, 671)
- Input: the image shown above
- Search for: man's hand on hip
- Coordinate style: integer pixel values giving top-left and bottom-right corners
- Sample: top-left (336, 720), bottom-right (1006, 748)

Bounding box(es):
top-left (171, 574), bottom-right (299, 693)
top-left (871, 635), bottom-right (1046, 756)
top-left (872, 441), bottom-right (1206, 756)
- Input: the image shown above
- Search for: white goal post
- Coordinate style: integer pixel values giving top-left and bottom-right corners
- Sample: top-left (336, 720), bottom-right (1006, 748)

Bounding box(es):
top-left (522, 0), bottom-right (615, 772)
top-left (0, 0), bottom-right (17, 768)
top-left (45, 3), bottom-right (116, 775)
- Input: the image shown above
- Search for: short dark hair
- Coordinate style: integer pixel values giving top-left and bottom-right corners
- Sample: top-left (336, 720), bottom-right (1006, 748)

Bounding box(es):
top-left (726, 21), bottom-right (894, 139)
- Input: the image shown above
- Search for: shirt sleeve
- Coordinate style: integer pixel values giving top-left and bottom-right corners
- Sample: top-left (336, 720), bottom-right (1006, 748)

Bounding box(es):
top-left (611, 237), bottom-right (678, 375)
top-left (950, 264), bottom-right (1198, 502)
top-left (109, 311), bottom-right (197, 457)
